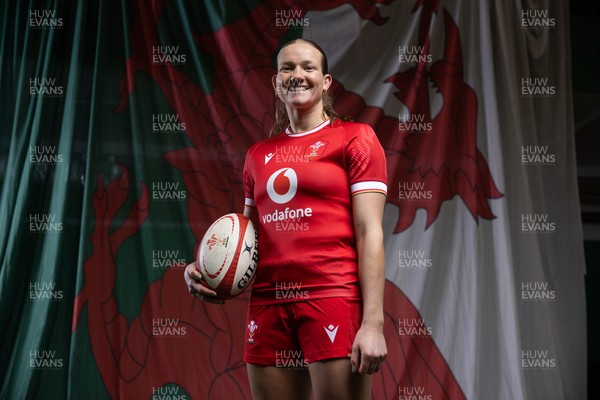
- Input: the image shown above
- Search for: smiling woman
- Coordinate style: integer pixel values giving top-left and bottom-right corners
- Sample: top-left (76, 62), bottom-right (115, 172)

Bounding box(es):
top-left (184, 38), bottom-right (389, 400)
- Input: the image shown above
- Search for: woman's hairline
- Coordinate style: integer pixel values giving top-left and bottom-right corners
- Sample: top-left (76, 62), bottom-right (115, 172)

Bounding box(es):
top-left (277, 38), bottom-right (329, 75)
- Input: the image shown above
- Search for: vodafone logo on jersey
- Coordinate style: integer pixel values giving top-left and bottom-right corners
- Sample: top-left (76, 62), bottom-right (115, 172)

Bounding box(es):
top-left (266, 168), bottom-right (298, 204)
top-left (262, 169), bottom-right (312, 232)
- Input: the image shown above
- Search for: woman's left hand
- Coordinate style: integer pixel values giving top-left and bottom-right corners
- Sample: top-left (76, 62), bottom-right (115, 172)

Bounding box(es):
top-left (350, 323), bottom-right (387, 374)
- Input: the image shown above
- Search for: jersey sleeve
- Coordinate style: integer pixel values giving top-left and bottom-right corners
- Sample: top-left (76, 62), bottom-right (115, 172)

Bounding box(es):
top-left (243, 146), bottom-right (256, 207)
top-left (344, 123), bottom-right (388, 196)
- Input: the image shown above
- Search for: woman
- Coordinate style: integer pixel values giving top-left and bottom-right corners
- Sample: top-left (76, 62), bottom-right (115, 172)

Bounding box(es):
top-left (185, 38), bottom-right (387, 399)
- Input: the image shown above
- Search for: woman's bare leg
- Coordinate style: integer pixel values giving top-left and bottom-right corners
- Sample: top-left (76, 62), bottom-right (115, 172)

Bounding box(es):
top-left (247, 363), bottom-right (312, 400)
top-left (309, 358), bottom-right (372, 400)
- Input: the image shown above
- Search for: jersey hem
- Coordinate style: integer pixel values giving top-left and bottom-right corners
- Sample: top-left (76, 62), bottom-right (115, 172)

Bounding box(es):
top-left (249, 291), bottom-right (361, 306)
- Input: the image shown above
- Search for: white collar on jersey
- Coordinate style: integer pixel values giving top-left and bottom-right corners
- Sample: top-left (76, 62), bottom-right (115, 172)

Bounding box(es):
top-left (285, 119), bottom-right (331, 137)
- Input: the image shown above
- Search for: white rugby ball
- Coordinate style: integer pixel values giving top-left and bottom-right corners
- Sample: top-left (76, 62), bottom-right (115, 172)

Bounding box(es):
top-left (196, 213), bottom-right (258, 299)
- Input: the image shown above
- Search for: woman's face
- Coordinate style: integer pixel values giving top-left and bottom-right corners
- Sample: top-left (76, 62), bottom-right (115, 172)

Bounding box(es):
top-left (272, 42), bottom-right (332, 113)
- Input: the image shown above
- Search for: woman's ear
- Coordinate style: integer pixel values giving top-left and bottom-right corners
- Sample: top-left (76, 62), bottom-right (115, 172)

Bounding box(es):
top-left (323, 74), bottom-right (332, 91)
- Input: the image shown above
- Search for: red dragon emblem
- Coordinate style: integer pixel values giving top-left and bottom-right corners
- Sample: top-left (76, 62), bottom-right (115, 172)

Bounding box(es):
top-left (72, 0), bottom-right (502, 398)
top-left (206, 233), bottom-right (229, 251)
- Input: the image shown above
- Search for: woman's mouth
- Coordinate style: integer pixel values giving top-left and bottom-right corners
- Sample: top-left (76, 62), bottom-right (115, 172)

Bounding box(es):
top-left (286, 86), bottom-right (310, 94)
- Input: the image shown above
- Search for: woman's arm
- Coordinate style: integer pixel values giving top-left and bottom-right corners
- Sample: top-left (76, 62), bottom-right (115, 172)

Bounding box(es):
top-left (350, 191), bottom-right (388, 374)
top-left (243, 205), bottom-right (259, 227)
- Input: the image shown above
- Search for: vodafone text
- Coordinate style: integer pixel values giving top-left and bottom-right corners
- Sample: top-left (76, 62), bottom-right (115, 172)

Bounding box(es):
top-left (262, 207), bottom-right (312, 224)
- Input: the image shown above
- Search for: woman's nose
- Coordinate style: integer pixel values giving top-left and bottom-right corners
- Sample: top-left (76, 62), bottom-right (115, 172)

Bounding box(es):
top-left (290, 66), bottom-right (303, 79)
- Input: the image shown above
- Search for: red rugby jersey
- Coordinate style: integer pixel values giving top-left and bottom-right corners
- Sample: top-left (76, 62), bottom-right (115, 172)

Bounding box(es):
top-left (243, 119), bottom-right (387, 304)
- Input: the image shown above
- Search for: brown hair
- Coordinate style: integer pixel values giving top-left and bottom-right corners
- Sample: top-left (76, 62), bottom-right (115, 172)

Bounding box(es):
top-left (270, 39), bottom-right (339, 136)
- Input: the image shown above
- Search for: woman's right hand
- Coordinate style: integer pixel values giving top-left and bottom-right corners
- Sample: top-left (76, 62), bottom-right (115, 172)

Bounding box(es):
top-left (184, 262), bottom-right (225, 304)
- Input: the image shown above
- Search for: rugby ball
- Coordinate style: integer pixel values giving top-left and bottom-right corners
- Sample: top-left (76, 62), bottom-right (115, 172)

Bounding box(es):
top-left (196, 213), bottom-right (258, 299)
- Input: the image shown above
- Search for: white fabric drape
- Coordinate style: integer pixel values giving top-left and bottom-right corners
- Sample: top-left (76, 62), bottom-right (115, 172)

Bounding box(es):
top-left (307, 1), bottom-right (585, 399)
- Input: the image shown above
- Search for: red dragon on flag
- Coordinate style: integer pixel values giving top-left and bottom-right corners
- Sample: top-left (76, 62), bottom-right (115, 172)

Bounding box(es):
top-left (73, 0), bottom-right (501, 398)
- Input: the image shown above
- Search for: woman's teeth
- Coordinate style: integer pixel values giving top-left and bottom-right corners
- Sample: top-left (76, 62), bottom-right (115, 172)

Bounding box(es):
top-left (287, 87), bottom-right (309, 93)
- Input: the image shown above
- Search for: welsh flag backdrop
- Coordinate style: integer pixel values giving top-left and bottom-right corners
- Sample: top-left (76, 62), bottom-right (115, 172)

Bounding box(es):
top-left (0, 1), bottom-right (586, 399)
